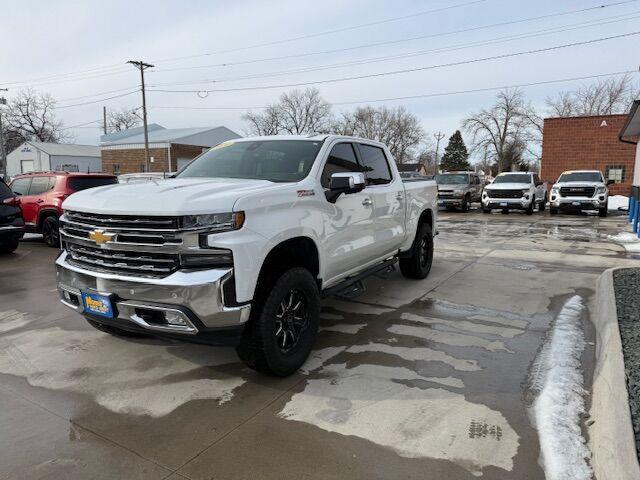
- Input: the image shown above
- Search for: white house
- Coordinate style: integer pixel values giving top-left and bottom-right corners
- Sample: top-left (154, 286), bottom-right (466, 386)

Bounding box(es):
top-left (6, 141), bottom-right (101, 178)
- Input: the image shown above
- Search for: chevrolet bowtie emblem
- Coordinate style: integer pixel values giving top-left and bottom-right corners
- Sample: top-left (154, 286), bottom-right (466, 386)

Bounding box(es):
top-left (88, 229), bottom-right (115, 245)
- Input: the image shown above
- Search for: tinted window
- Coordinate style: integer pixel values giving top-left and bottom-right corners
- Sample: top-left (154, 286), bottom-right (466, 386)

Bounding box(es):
top-left (493, 173), bottom-right (531, 184)
top-left (557, 172), bottom-right (602, 183)
top-left (29, 176), bottom-right (54, 195)
top-left (321, 143), bottom-right (360, 188)
top-left (178, 140), bottom-right (323, 183)
top-left (10, 178), bottom-right (31, 196)
top-left (68, 177), bottom-right (117, 191)
top-left (357, 144), bottom-right (391, 185)
top-left (0, 180), bottom-right (13, 200)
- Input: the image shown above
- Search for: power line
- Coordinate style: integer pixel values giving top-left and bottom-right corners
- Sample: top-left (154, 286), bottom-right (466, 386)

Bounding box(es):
top-left (151, 0), bottom-right (488, 63)
top-left (61, 119), bottom-right (102, 131)
top-left (55, 90), bottom-right (139, 109)
top-left (151, 0), bottom-right (640, 73)
top-left (0, 65), bottom-right (131, 89)
top-left (58, 85), bottom-right (141, 103)
top-left (148, 69), bottom-right (637, 110)
top-left (149, 31), bottom-right (640, 94)
top-left (151, 12), bottom-right (640, 88)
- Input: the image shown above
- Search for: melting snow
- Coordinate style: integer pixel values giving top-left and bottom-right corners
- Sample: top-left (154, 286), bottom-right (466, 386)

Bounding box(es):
top-left (529, 295), bottom-right (591, 480)
top-left (608, 195), bottom-right (629, 211)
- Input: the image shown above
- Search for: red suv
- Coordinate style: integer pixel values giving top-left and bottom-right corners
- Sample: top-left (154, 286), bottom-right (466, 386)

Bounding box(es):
top-left (9, 172), bottom-right (118, 247)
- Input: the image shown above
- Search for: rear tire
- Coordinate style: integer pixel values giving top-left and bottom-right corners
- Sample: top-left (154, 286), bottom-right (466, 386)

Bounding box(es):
top-left (0, 237), bottom-right (20, 254)
top-left (400, 222), bottom-right (434, 280)
top-left (237, 268), bottom-right (320, 376)
top-left (42, 216), bottom-right (60, 248)
top-left (86, 318), bottom-right (151, 338)
top-left (501, 209), bottom-right (509, 214)
top-left (550, 207), bottom-right (558, 215)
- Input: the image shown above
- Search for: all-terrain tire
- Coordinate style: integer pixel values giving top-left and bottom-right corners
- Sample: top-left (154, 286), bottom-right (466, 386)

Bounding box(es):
top-left (539, 194), bottom-right (547, 212)
top-left (460, 194), bottom-right (470, 212)
top-left (550, 207), bottom-right (558, 215)
top-left (599, 201), bottom-right (608, 217)
top-left (236, 268), bottom-right (320, 376)
top-left (525, 199), bottom-right (534, 215)
top-left (42, 216), bottom-right (60, 248)
top-left (399, 222), bottom-right (434, 280)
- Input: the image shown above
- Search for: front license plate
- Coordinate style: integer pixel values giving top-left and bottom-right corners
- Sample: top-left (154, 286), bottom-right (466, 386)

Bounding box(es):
top-left (82, 292), bottom-right (114, 318)
top-left (572, 201), bottom-right (581, 206)
top-left (500, 202), bottom-right (508, 207)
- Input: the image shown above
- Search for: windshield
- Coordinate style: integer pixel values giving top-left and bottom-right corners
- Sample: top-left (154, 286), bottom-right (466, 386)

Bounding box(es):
top-left (558, 172), bottom-right (602, 183)
top-left (493, 173), bottom-right (531, 184)
top-left (436, 174), bottom-right (468, 185)
top-left (177, 140), bottom-right (324, 183)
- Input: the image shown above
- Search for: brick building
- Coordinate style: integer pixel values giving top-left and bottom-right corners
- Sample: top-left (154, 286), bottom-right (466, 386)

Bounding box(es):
top-left (100, 124), bottom-right (240, 174)
top-left (541, 114), bottom-right (636, 195)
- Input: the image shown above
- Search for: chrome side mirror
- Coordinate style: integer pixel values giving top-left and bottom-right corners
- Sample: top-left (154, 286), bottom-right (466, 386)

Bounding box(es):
top-left (326, 172), bottom-right (366, 203)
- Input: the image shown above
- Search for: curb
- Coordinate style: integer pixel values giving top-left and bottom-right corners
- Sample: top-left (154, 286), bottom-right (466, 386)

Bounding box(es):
top-left (588, 268), bottom-right (640, 480)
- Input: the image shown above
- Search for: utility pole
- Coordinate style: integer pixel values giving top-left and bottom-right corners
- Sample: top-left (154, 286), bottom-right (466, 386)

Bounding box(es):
top-left (0, 88), bottom-right (8, 181)
top-left (127, 60), bottom-right (154, 172)
top-left (433, 131), bottom-right (445, 174)
top-left (103, 106), bottom-right (107, 135)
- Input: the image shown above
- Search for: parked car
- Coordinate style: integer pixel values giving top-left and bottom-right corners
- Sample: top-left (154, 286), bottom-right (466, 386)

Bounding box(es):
top-left (436, 171), bottom-right (483, 211)
top-left (482, 172), bottom-right (547, 215)
top-left (118, 172), bottom-right (175, 184)
top-left (9, 172), bottom-right (118, 247)
top-left (549, 170), bottom-right (612, 217)
top-left (0, 178), bottom-right (25, 254)
top-left (55, 136), bottom-right (438, 376)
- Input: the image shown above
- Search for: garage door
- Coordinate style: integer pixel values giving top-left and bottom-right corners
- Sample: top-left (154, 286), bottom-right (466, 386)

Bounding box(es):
top-left (21, 160), bottom-right (34, 173)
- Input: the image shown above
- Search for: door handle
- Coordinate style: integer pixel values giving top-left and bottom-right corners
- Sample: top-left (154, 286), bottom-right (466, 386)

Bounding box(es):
top-left (362, 198), bottom-right (373, 206)
top-left (36, 199), bottom-right (44, 203)
top-left (396, 193), bottom-right (403, 201)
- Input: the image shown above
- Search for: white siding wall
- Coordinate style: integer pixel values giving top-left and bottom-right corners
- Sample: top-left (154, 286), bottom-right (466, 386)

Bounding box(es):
top-left (634, 144), bottom-right (640, 187)
top-left (6, 143), bottom-right (49, 178)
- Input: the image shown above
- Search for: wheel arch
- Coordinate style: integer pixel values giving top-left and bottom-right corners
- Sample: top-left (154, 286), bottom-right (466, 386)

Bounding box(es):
top-left (37, 209), bottom-right (60, 232)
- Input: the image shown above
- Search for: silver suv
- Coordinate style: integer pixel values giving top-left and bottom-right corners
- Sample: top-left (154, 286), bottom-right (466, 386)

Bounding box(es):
top-left (436, 171), bottom-right (483, 212)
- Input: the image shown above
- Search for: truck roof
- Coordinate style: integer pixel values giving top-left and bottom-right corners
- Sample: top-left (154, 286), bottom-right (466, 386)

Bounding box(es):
top-left (230, 134), bottom-right (387, 148)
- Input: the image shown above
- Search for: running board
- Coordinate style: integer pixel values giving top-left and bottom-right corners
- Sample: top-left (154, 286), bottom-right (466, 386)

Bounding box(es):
top-left (321, 258), bottom-right (398, 300)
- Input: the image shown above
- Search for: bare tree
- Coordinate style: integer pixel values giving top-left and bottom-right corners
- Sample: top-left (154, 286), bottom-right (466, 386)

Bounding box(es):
top-left (4, 89), bottom-right (69, 145)
top-left (107, 108), bottom-right (141, 133)
top-left (463, 89), bottom-right (533, 173)
top-left (416, 148), bottom-right (437, 175)
top-left (334, 105), bottom-right (425, 163)
top-left (243, 88), bottom-right (333, 136)
top-left (546, 74), bottom-right (638, 117)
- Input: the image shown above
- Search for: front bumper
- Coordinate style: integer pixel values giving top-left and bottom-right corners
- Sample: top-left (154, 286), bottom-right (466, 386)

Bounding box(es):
top-left (482, 197), bottom-right (531, 210)
top-left (550, 195), bottom-right (606, 210)
top-left (0, 224), bottom-right (25, 240)
top-left (55, 250), bottom-right (251, 343)
top-left (438, 196), bottom-right (464, 206)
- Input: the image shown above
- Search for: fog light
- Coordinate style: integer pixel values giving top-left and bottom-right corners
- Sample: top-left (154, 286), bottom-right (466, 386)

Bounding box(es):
top-left (165, 312), bottom-right (188, 326)
top-left (551, 196), bottom-right (556, 201)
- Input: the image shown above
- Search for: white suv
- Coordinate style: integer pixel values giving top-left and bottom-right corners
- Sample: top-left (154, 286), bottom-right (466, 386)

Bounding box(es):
top-left (549, 170), bottom-right (611, 217)
top-left (482, 172), bottom-right (547, 215)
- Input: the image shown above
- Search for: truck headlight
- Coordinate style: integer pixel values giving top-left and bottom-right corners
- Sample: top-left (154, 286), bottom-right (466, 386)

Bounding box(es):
top-left (551, 186), bottom-right (559, 194)
top-left (182, 212), bottom-right (245, 232)
top-left (596, 186), bottom-right (607, 194)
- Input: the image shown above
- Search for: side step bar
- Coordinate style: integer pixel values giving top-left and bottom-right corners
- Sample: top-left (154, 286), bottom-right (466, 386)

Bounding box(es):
top-left (321, 257), bottom-right (398, 300)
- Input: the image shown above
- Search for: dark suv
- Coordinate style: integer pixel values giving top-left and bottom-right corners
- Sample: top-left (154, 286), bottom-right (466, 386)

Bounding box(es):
top-left (0, 178), bottom-right (25, 253)
top-left (9, 172), bottom-right (117, 247)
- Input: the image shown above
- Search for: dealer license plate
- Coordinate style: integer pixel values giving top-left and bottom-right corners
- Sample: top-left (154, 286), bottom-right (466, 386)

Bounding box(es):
top-left (82, 292), bottom-right (114, 318)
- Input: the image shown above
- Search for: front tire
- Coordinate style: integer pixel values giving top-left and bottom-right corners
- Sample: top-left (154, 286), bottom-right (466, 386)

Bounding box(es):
top-left (42, 216), bottom-right (60, 248)
top-left (550, 207), bottom-right (558, 215)
top-left (460, 194), bottom-right (470, 212)
top-left (539, 194), bottom-right (547, 212)
top-left (0, 237), bottom-right (20, 254)
top-left (400, 222), bottom-right (434, 279)
top-left (599, 201), bottom-right (608, 217)
top-left (482, 207), bottom-right (491, 214)
top-left (525, 199), bottom-right (534, 215)
top-left (237, 268), bottom-right (320, 376)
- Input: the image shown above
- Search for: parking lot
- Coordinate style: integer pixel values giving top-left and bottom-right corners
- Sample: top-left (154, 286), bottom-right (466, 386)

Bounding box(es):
top-left (1, 208), bottom-right (638, 480)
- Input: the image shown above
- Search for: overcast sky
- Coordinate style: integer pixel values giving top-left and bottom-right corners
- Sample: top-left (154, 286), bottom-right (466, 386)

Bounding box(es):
top-left (2, 0), bottom-right (639, 156)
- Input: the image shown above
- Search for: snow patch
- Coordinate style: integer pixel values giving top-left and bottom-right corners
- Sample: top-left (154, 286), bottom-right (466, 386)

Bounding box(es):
top-left (607, 230), bottom-right (640, 253)
top-left (529, 295), bottom-right (591, 480)
top-left (608, 195), bottom-right (629, 211)
top-left (320, 323), bottom-right (367, 334)
top-left (299, 346), bottom-right (345, 374)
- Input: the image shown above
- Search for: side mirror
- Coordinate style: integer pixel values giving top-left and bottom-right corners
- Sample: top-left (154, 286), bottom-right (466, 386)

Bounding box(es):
top-left (535, 181), bottom-right (543, 187)
top-left (326, 172), bottom-right (366, 203)
top-left (606, 179), bottom-right (615, 186)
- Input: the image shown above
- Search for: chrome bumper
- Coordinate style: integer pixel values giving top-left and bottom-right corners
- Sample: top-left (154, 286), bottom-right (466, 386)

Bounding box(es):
top-left (551, 196), bottom-right (604, 207)
top-left (55, 250), bottom-right (251, 335)
top-left (483, 197), bottom-right (531, 208)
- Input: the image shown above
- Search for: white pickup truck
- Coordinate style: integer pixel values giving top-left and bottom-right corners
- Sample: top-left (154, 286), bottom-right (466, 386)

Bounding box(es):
top-left (56, 136), bottom-right (437, 376)
top-left (549, 170), bottom-right (612, 217)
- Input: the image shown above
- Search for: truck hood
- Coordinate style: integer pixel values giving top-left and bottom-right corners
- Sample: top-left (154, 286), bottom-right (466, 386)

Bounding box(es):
top-left (485, 183), bottom-right (531, 190)
top-left (62, 177), bottom-right (277, 215)
top-left (552, 181), bottom-right (603, 188)
top-left (437, 184), bottom-right (466, 191)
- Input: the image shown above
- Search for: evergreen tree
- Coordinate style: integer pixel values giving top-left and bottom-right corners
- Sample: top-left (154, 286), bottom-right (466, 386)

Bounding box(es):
top-left (440, 130), bottom-right (470, 171)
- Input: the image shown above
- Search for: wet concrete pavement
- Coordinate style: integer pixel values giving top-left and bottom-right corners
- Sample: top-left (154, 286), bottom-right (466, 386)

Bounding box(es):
top-left (0, 210), bottom-right (638, 479)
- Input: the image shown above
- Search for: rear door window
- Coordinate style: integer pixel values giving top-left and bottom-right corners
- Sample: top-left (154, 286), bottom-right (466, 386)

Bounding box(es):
top-left (68, 177), bottom-right (117, 191)
top-left (28, 176), bottom-right (54, 195)
top-left (0, 180), bottom-right (13, 200)
top-left (356, 144), bottom-right (392, 185)
top-left (10, 178), bottom-right (31, 196)
top-left (321, 143), bottom-right (361, 188)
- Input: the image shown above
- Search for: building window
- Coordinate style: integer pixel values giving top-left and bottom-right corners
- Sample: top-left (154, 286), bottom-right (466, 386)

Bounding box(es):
top-left (113, 164), bottom-right (121, 175)
top-left (605, 165), bottom-right (625, 184)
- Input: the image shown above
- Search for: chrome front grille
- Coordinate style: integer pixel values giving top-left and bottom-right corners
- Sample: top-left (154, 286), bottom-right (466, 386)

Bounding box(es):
top-left (60, 210), bottom-right (186, 278)
top-left (487, 189), bottom-right (524, 199)
top-left (560, 187), bottom-right (595, 198)
top-left (65, 243), bottom-right (180, 277)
